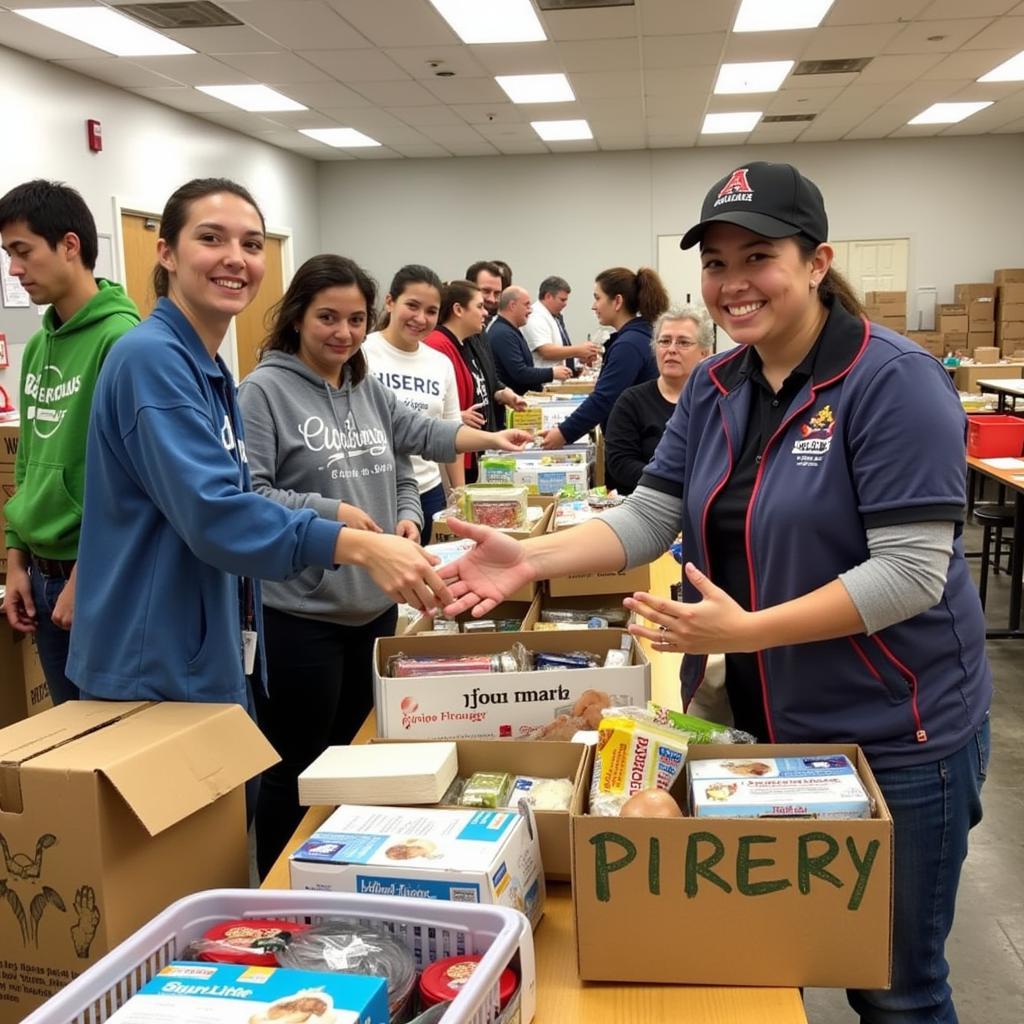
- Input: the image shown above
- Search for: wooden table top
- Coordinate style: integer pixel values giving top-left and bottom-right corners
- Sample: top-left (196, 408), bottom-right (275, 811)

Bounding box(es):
top-left (968, 454), bottom-right (1024, 491)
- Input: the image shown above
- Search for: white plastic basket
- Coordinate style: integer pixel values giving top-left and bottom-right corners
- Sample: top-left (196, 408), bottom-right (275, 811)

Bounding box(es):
top-left (21, 888), bottom-right (534, 1024)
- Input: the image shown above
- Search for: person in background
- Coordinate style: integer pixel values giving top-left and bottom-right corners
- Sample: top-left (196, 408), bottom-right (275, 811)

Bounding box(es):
top-left (237, 254), bottom-right (532, 874)
top-left (0, 180), bottom-right (140, 703)
top-left (604, 305), bottom-right (713, 494)
top-left (438, 161), bottom-right (991, 1024)
top-left (363, 264), bottom-right (461, 544)
top-left (522, 275), bottom-right (600, 373)
top-left (67, 179), bottom-right (452, 716)
top-left (540, 266), bottom-right (670, 450)
top-left (489, 285), bottom-right (572, 396)
top-left (492, 259), bottom-right (512, 292)
top-left (465, 260), bottom-right (503, 327)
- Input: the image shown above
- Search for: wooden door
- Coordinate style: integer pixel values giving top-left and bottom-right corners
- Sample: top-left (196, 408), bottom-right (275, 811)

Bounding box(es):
top-left (235, 235), bottom-right (284, 382)
top-left (120, 211), bottom-right (161, 318)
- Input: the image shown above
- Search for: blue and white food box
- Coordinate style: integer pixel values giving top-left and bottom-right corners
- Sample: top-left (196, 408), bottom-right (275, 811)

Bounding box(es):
top-left (290, 804), bottom-right (545, 930)
top-left (106, 962), bottom-right (387, 1023)
top-left (688, 754), bottom-right (873, 819)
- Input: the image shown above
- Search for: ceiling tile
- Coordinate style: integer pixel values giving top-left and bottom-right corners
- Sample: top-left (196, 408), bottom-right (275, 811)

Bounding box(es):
top-left (570, 70), bottom-right (642, 100)
top-left (650, 135), bottom-right (694, 149)
top-left (856, 53), bottom-right (947, 82)
top-left (390, 142), bottom-right (452, 157)
top-left (215, 52), bottom-right (333, 84)
top-left (493, 141), bottom-right (551, 154)
top-left (422, 76), bottom-right (508, 104)
top-left (384, 105), bottom-right (468, 126)
top-left (644, 67), bottom-right (717, 97)
top-left (317, 107), bottom-right (424, 133)
top-left (468, 42), bottom-right (565, 76)
top-left (476, 122), bottom-right (543, 142)
top-left (948, 80), bottom-right (1024, 99)
top-left (825, 0), bottom-right (931, 24)
top-left (638, 0), bottom-right (736, 35)
top-left (644, 94), bottom-right (708, 120)
top-left (384, 45), bottom-right (489, 80)
top-left (511, 101), bottom-right (582, 121)
top-left (348, 146), bottom-right (403, 159)
top-left (128, 86), bottom-right (232, 113)
top-left (767, 86), bottom-right (844, 113)
top-left (298, 48), bottom-right (408, 81)
top-left (423, 124), bottom-right (493, 145)
top-left (199, 109), bottom-right (285, 133)
top-left (282, 81), bottom-right (372, 107)
top-left (0, 11), bottom-right (109, 60)
top-left (448, 104), bottom-right (523, 125)
top-left (748, 122), bottom-right (809, 143)
top-left (825, 82), bottom-right (908, 107)
top-left (260, 110), bottom-right (342, 129)
top-left (921, 48), bottom-right (1023, 79)
top-left (127, 55), bottom-right (258, 86)
top-left (885, 19), bottom-right (996, 54)
top-left (54, 59), bottom-right (179, 89)
top-left (580, 97), bottom-right (646, 120)
top-left (165, 26), bottom-right (279, 54)
top-left (961, 16), bottom-right (1024, 49)
top-left (802, 23), bottom-right (906, 59)
top-left (991, 114), bottom-right (1024, 131)
top-left (546, 139), bottom-right (598, 152)
top-left (722, 29), bottom-right (812, 62)
top-left (919, 0), bottom-right (1018, 17)
top-left (557, 39), bottom-right (643, 72)
top-left (326, 0), bottom-right (458, 47)
top-left (440, 140), bottom-right (500, 156)
top-left (219, 1), bottom-right (371, 50)
top-left (350, 80), bottom-right (440, 105)
top-left (542, 6), bottom-right (639, 41)
top-left (641, 34), bottom-right (726, 69)
top-left (786, 71), bottom-right (860, 89)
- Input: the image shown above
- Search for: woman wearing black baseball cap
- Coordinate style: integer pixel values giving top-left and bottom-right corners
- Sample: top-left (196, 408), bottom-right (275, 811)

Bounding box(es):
top-left (438, 161), bottom-right (991, 1024)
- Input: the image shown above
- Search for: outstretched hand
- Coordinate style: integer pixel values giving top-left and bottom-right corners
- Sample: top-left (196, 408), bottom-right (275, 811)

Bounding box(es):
top-left (491, 428), bottom-right (533, 451)
top-left (437, 517), bottom-right (534, 618)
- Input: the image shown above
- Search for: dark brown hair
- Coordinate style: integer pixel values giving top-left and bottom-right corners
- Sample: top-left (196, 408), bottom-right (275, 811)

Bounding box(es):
top-left (794, 235), bottom-right (865, 318)
top-left (465, 260), bottom-right (503, 285)
top-left (595, 266), bottom-right (670, 323)
top-left (439, 279), bottom-right (480, 325)
top-left (261, 254), bottom-right (377, 386)
top-left (378, 263), bottom-right (442, 330)
top-left (152, 178), bottom-right (265, 299)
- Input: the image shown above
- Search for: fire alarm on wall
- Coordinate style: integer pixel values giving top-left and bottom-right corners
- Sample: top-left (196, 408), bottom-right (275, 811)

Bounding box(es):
top-left (86, 119), bottom-right (102, 153)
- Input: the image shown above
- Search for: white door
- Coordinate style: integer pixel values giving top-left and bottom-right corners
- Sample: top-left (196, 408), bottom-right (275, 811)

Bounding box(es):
top-left (834, 238), bottom-right (909, 295)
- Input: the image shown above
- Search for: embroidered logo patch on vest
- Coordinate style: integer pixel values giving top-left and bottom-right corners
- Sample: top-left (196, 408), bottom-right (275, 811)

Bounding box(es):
top-left (791, 404), bottom-right (834, 464)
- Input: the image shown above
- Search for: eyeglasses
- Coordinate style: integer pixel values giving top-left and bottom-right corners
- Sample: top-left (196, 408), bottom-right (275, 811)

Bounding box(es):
top-left (656, 338), bottom-right (699, 349)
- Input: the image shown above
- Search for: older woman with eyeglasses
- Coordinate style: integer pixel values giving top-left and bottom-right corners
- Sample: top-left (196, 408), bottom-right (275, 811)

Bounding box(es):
top-left (603, 305), bottom-right (713, 494)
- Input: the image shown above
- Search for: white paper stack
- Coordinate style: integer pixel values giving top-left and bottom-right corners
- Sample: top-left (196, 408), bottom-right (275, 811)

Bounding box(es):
top-left (298, 742), bottom-right (458, 807)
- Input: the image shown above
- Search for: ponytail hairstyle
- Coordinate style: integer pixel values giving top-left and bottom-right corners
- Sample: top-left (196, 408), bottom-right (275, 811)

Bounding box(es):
top-left (261, 253), bottom-right (377, 386)
top-left (378, 263), bottom-right (443, 330)
top-left (793, 235), bottom-right (865, 318)
top-left (152, 177), bottom-right (265, 299)
top-left (439, 279), bottom-right (481, 325)
top-left (595, 265), bottom-right (670, 324)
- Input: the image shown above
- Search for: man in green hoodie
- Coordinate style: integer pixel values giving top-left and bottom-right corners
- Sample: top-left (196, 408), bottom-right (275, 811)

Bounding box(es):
top-left (0, 180), bottom-right (140, 703)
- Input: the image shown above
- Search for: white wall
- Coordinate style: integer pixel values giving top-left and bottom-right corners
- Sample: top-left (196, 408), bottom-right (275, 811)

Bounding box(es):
top-left (317, 134), bottom-right (1024, 343)
top-left (0, 44), bottom-right (320, 393)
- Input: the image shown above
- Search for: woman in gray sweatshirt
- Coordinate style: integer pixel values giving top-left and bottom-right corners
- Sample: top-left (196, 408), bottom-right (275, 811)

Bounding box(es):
top-left (238, 253), bottom-right (530, 875)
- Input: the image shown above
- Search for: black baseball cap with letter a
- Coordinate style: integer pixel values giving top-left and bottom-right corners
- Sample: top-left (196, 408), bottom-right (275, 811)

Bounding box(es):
top-left (680, 161), bottom-right (828, 250)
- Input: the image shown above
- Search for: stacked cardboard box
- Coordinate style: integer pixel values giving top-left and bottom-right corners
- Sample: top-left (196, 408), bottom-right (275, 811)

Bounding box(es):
top-left (863, 291), bottom-right (906, 333)
top-left (906, 332), bottom-right (943, 358)
top-left (935, 303), bottom-right (969, 354)
top-left (0, 424), bottom-right (17, 576)
top-left (954, 283), bottom-right (997, 351)
top-left (996, 275), bottom-right (1024, 354)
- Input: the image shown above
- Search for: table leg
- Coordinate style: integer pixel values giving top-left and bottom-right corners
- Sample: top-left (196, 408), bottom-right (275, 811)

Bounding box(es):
top-left (1010, 491), bottom-right (1023, 632)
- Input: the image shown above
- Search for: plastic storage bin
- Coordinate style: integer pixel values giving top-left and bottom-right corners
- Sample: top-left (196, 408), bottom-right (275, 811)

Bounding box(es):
top-left (967, 414), bottom-right (1024, 457)
top-left (20, 888), bottom-right (534, 1024)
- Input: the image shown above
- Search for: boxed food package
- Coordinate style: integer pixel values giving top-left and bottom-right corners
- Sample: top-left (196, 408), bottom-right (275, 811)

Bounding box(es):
top-left (973, 346), bottom-right (1001, 365)
top-left (542, 379), bottom-right (596, 395)
top-left (105, 962), bottom-right (389, 1024)
top-left (955, 283), bottom-right (997, 303)
top-left (375, 737), bottom-right (591, 880)
top-left (688, 753), bottom-right (873, 819)
top-left (0, 702), bottom-right (278, 1023)
top-left (0, 424), bottom-right (17, 576)
top-left (477, 449), bottom-right (591, 495)
top-left (373, 629), bottom-right (650, 740)
top-left (508, 397), bottom-right (586, 433)
top-left (571, 743), bottom-right (893, 988)
top-left (289, 804), bottom-right (546, 930)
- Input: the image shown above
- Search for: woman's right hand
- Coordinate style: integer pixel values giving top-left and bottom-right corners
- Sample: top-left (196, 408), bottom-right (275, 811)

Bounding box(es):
top-left (437, 518), bottom-right (535, 617)
top-left (460, 404), bottom-right (486, 428)
top-left (339, 531), bottom-right (452, 611)
top-left (337, 502), bottom-right (383, 532)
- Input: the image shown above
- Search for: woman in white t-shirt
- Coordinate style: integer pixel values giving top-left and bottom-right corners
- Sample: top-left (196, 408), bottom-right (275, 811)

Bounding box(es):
top-left (363, 265), bottom-right (462, 543)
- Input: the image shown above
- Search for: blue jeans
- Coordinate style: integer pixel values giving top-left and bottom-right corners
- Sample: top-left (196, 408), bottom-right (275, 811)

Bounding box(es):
top-left (847, 717), bottom-right (990, 1024)
top-left (28, 567), bottom-right (79, 704)
top-left (419, 482), bottom-right (447, 546)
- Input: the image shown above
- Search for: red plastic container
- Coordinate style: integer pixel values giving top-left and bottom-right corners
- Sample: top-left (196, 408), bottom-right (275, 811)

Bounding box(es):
top-left (967, 414), bottom-right (1024, 458)
top-left (419, 954), bottom-right (517, 1010)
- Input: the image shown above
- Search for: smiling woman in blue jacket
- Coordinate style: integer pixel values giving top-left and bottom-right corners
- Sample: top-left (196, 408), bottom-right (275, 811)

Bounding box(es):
top-left (66, 178), bottom-right (452, 710)
top-left (436, 162), bottom-right (991, 1024)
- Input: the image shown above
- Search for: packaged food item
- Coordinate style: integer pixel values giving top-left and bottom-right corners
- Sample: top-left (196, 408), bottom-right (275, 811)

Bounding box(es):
top-left (277, 921), bottom-right (418, 1021)
top-left (460, 770), bottom-right (513, 808)
top-left (590, 714), bottom-right (689, 816)
top-left (540, 606), bottom-right (629, 626)
top-left (647, 702), bottom-right (757, 744)
top-left (388, 647), bottom-right (526, 677)
top-left (508, 776), bottom-right (574, 811)
top-left (463, 619), bottom-right (497, 633)
top-left (603, 648), bottom-right (629, 668)
top-left (459, 484), bottom-right (528, 530)
top-left (619, 787), bottom-right (683, 818)
top-left (689, 754), bottom-right (874, 819)
top-left (105, 962), bottom-right (388, 1024)
top-left (182, 918), bottom-right (310, 967)
top-left (418, 954), bottom-right (518, 1011)
top-left (534, 651), bottom-right (598, 670)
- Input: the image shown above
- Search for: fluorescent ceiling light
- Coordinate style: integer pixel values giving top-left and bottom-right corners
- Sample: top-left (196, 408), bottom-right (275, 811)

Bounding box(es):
top-left (14, 6), bottom-right (193, 56)
top-left (532, 119), bottom-right (592, 141)
top-left (908, 101), bottom-right (992, 125)
top-left (300, 128), bottom-right (381, 148)
top-left (702, 111), bottom-right (762, 134)
top-left (978, 50), bottom-right (1024, 83)
top-left (428, 0), bottom-right (546, 44)
top-left (497, 73), bottom-right (574, 104)
top-left (715, 61), bottom-right (794, 94)
top-left (197, 85), bottom-right (306, 112)
top-left (734, 0), bottom-right (834, 32)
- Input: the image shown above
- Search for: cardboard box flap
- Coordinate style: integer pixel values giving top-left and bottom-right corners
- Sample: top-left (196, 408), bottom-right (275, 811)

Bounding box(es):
top-left (35, 702), bottom-right (279, 836)
top-left (0, 700), bottom-right (148, 767)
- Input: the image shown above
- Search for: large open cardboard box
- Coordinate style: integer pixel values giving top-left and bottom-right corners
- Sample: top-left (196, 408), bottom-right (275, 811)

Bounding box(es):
top-left (404, 595), bottom-right (541, 636)
top-left (571, 743), bottom-right (893, 989)
top-left (0, 701), bottom-right (278, 1022)
top-left (373, 629), bottom-right (650, 740)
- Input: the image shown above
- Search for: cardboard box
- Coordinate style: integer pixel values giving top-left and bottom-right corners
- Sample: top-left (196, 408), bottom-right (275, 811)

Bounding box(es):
top-left (937, 314), bottom-right (969, 334)
top-left (863, 291), bottom-right (905, 313)
top-left (867, 311), bottom-right (906, 332)
top-left (994, 269), bottom-right (1024, 286)
top-left (974, 346), bottom-right (1001, 364)
top-left (997, 321), bottom-right (1024, 343)
top-left (373, 629), bottom-right (650, 740)
top-left (571, 743), bottom-right (893, 988)
top-left (999, 302), bottom-right (1024, 322)
top-left (954, 364), bottom-right (1024, 393)
top-left (998, 283), bottom-right (1024, 306)
top-left (967, 297), bottom-right (996, 325)
top-left (0, 701), bottom-right (278, 1022)
top-left (404, 596), bottom-right (540, 636)
top-left (937, 302), bottom-right (967, 316)
top-left (906, 331), bottom-right (943, 358)
top-left (955, 283), bottom-right (997, 303)
top-left (477, 451), bottom-right (591, 495)
top-left (375, 738), bottom-right (591, 882)
top-left (0, 624), bottom-right (51, 728)
top-left (289, 802), bottom-right (546, 930)
top-left (542, 379), bottom-right (596, 395)
top-left (0, 425), bottom-right (17, 577)
top-left (967, 328), bottom-right (995, 349)
top-left (941, 332), bottom-right (968, 353)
